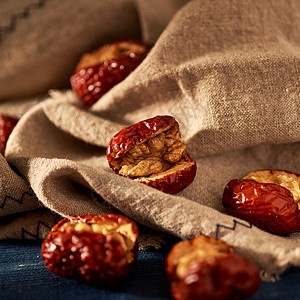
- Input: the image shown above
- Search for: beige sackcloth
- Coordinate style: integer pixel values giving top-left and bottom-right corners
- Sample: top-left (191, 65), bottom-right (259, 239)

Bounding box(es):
top-left (0, 0), bottom-right (299, 281)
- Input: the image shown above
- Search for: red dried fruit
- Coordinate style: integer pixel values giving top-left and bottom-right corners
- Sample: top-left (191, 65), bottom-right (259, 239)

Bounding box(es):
top-left (165, 235), bottom-right (261, 300)
top-left (0, 114), bottom-right (18, 155)
top-left (106, 115), bottom-right (197, 194)
top-left (70, 39), bottom-right (150, 106)
top-left (41, 214), bottom-right (139, 285)
top-left (222, 170), bottom-right (300, 234)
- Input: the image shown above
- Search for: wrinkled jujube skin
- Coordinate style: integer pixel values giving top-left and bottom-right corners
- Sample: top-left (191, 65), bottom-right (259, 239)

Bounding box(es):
top-left (0, 114), bottom-right (18, 155)
top-left (106, 115), bottom-right (197, 194)
top-left (41, 214), bottom-right (139, 285)
top-left (70, 39), bottom-right (150, 106)
top-left (165, 235), bottom-right (261, 300)
top-left (222, 170), bottom-right (300, 234)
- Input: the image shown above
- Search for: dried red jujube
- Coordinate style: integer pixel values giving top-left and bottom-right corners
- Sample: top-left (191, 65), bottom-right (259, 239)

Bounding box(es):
top-left (106, 115), bottom-right (197, 194)
top-left (0, 114), bottom-right (18, 155)
top-left (165, 235), bottom-right (261, 300)
top-left (70, 39), bottom-right (150, 106)
top-left (41, 214), bottom-right (139, 285)
top-left (222, 170), bottom-right (300, 234)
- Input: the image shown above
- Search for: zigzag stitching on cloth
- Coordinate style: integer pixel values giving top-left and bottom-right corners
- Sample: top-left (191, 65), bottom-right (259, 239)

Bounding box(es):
top-left (22, 214), bottom-right (61, 240)
top-left (0, 191), bottom-right (36, 209)
top-left (215, 219), bottom-right (252, 238)
top-left (0, 0), bottom-right (47, 44)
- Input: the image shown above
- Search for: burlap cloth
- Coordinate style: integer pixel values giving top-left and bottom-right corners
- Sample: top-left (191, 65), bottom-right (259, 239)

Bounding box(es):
top-left (0, 0), bottom-right (299, 281)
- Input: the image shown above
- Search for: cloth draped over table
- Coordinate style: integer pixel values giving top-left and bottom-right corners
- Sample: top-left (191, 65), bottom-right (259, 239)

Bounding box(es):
top-left (0, 0), bottom-right (299, 281)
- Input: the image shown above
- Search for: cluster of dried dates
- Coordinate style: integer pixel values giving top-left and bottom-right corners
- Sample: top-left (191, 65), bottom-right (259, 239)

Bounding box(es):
top-left (41, 214), bottom-right (261, 300)
top-left (70, 40), bottom-right (197, 193)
